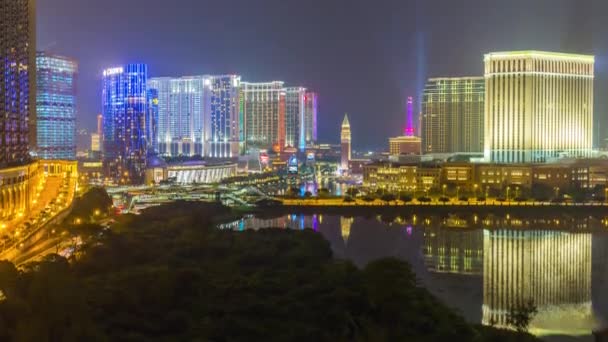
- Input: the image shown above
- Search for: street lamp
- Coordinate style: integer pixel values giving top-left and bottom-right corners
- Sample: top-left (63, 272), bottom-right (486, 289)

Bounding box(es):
top-left (506, 186), bottom-right (511, 201)
top-left (456, 186), bottom-right (460, 199)
top-left (442, 184), bottom-right (447, 197)
top-left (554, 187), bottom-right (560, 199)
top-left (474, 184), bottom-right (478, 198)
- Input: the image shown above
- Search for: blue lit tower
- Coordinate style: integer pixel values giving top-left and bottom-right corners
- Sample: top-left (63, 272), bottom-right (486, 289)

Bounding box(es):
top-left (102, 64), bottom-right (148, 183)
top-left (0, 0), bottom-right (36, 165)
top-left (203, 75), bottom-right (241, 158)
top-left (36, 52), bottom-right (77, 160)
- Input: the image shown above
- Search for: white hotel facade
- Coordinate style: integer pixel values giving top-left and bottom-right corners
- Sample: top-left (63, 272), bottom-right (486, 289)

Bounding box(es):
top-left (484, 51), bottom-right (594, 163)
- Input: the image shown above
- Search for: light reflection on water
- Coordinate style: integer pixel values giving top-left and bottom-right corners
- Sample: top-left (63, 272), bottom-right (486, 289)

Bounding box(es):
top-left (219, 213), bottom-right (608, 339)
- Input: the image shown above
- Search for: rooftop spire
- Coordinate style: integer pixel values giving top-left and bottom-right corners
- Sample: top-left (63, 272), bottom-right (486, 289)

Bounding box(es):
top-left (342, 113), bottom-right (350, 127)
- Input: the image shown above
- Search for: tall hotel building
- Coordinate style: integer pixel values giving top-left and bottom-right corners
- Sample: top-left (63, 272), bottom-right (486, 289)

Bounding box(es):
top-left (204, 75), bottom-right (241, 158)
top-left (241, 81), bottom-right (285, 152)
top-left (284, 87), bottom-right (306, 150)
top-left (102, 64), bottom-right (148, 183)
top-left (304, 91), bottom-right (318, 147)
top-left (0, 0), bottom-right (43, 219)
top-left (421, 77), bottom-right (485, 154)
top-left (36, 52), bottom-right (77, 160)
top-left (484, 51), bottom-right (594, 163)
top-left (148, 76), bottom-right (206, 156)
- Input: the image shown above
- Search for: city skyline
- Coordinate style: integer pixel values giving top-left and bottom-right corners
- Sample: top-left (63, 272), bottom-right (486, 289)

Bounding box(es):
top-left (38, 0), bottom-right (607, 149)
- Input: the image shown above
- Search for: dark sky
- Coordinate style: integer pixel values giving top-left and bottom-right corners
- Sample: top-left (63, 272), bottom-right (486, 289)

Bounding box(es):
top-left (38, 0), bottom-right (606, 149)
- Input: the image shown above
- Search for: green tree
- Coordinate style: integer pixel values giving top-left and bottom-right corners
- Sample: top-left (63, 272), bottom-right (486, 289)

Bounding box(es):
top-left (506, 300), bottom-right (538, 333)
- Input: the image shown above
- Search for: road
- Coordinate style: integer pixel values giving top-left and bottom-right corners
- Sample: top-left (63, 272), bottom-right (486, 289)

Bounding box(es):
top-left (0, 174), bottom-right (77, 263)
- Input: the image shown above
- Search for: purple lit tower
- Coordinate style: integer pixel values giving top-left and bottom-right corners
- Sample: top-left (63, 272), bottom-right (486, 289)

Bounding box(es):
top-left (389, 95), bottom-right (421, 156)
top-left (404, 96), bottom-right (415, 136)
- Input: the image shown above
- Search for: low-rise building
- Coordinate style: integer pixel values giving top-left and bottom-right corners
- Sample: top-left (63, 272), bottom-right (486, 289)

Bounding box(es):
top-left (389, 136), bottom-right (421, 155)
top-left (363, 159), bottom-right (608, 197)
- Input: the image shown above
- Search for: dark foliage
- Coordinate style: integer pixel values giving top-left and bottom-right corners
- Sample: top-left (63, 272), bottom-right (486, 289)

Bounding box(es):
top-left (0, 203), bottom-right (540, 341)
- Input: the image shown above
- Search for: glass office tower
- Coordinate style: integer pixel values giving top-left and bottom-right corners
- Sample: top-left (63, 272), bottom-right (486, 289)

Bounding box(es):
top-left (102, 64), bottom-right (148, 183)
top-left (0, 0), bottom-right (36, 165)
top-left (36, 52), bottom-right (77, 160)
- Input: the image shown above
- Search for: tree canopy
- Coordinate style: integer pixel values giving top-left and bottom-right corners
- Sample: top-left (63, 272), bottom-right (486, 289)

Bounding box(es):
top-left (0, 202), bottom-right (540, 341)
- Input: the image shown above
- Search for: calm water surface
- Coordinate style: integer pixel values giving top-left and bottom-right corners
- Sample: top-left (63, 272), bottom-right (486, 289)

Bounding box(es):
top-left (220, 213), bottom-right (608, 340)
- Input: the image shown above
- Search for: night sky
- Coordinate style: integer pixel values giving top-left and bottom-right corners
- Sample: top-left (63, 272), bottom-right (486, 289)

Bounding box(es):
top-left (38, 0), bottom-right (606, 149)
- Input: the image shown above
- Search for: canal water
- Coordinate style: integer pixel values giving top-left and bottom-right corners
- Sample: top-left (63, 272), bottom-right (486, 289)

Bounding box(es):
top-left (219, 213), bottom-right (608, 341)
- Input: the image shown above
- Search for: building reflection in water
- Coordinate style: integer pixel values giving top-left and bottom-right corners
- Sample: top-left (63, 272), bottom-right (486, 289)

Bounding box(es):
top-left (340, 216), bottom-right (354, 245)
top-left (482, 230), bottom-right (593, 335)
top-left (424, 228), bottom-right (483, 275)
top-left (222, 212), bottom-right (606, 336)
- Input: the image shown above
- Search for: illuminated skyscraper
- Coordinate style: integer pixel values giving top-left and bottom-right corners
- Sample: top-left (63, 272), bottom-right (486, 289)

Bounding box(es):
top-left (304, 91), bottom-right (318, 147)
top-left (36, 52), bottom-right (77, 160)
top-left (405, 96), bottom-right (415, 136)
top-left (484, 51), bottom-right (594, 163)
top-left (340, 114), bottom-right (351, 170)
top-left (1, 0), bottom-right (36, 164)
top-left (204, 75), bottom-right (241, 158)
top-left (241, 81), bottom-right (285, 152)
top-left (0, 0), bottom-right (42, 220)
top-left (102, 64), bottom-right (148, 183)
top-left (148, 76), bottom-right (205, 156)
top-left (421, 77), bottom-right (484, 154)
top-left (146, 88), bottom-right (159, 153)
top-left (284, 87), bottom-right (305, 150)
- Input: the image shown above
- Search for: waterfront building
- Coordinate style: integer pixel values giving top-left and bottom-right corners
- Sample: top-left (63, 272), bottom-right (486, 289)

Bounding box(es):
top-left (304, 91), bottom-right (318, 147)
top-left (484, 51), bottom-right (594, 163)
top-left (36, 52), bottom-right (77, 160)
top-left (363, 159), bottom-right (608, 197)
top-left (389, 136), bottom-right (421, 155)
top-left (363, 162), bottom-right (441, 193)
top-left (284, 87), bottom-right (306, 150)
top-left (204, 75), bottom-right (241, 158)
top-left (421, 77), bottom-right (484, 154)
top-left (0, 0), bottom-right (44, 219)
top-left (102, 64), bottom-right (148, 183)
top-left (340, 114), bottom-right (351, 170)
top-left (148, 76), bottom-right (206, 156)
